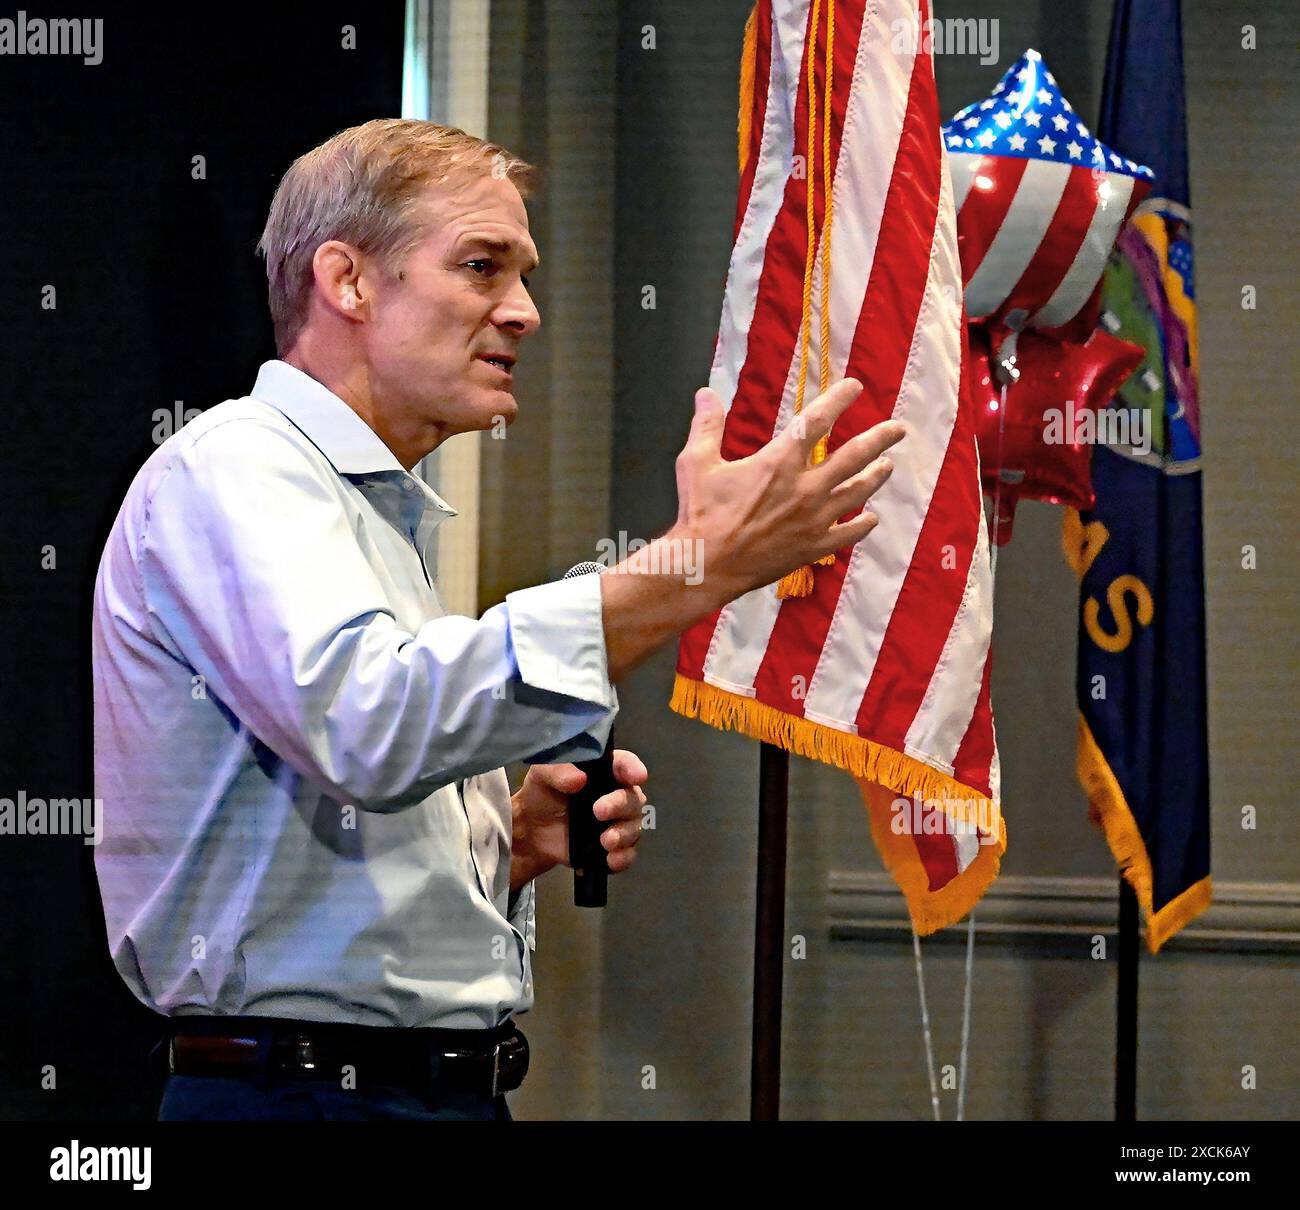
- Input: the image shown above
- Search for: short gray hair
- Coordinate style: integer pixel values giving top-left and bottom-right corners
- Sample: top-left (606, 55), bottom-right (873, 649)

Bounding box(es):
top-left (257, 118), bottom-right (536, 356)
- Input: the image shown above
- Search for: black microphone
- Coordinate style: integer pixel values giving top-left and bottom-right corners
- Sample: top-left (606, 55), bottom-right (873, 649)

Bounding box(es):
top-left (561, 561), bottom-right (618, 908)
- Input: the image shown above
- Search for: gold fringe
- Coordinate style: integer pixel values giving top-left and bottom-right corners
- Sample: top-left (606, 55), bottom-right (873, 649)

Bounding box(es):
top-left (738, 6), bottom-right (758, 176)
top-left (1061, 507), bottom-right (1085, 576)
top-left (1076, 713), bottom-right (1213, 953)
top-left (861, 780), bottom-right (1005, 935)
top-left (670, 674), bottom-right (1006, 933)
top-left (1147, 877), bottom-right (1213, 953)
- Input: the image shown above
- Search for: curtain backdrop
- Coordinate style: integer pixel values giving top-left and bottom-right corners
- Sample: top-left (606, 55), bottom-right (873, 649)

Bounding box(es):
top-left (0, 3), bottom-right (406, 1121)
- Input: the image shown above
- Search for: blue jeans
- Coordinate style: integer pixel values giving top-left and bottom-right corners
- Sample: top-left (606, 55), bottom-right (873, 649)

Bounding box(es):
top-left (158, 1074), bottom-right (513, 1121)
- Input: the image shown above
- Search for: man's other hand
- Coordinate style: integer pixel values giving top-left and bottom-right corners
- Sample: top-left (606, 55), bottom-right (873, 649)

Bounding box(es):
top-left (510, 749), bottom-right (648, 891)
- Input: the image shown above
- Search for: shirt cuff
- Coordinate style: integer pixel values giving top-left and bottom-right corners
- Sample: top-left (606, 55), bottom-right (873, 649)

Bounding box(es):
top-left (505, 574), bottom-right (616, 711)
top-left (505, 573), bottom-right (618, 764)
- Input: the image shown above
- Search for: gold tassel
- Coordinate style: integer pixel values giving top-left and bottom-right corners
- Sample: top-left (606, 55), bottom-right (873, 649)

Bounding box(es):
top-left (811, 435), bottom-right (837, 567)
top-left (738, 6), bottom-right (758, 176)
top-left (775, 565), bottom-right (814, 598)
top-left (778, 0), bottom-right (839, 599)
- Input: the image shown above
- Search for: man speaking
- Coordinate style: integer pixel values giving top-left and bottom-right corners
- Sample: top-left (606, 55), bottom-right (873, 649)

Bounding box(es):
top-left (91, 118), bottom-right (902, 1121)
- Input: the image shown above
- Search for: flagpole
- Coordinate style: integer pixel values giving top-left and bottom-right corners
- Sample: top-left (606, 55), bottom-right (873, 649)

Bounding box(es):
top-left (750, 741), bottom-right (789, 1120)
top-left (1115, 877), bottom-right (1140, 1120)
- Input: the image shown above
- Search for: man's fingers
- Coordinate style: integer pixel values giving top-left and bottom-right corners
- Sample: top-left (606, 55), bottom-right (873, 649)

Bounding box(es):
top-left (811, 509), bottom-right (880, 561)
top-left (807, 418), bottom-right (903, 549)
top-left (601, 806), bottom-right (645, 872)
top-left (682, 387), bottom-right (725, 460)
top-left (823, 454), bottom-right (894, 517)
top-left (814, 417), bottom-right (907, 487)
top-left (783, 378), bottom-right (863, 458)
top-left (595, 784), bottom-right (647, 821)
top-left (531, 762), bottom-right (586, 795)
top-left (605, 845), bottom-right (638, 874)
top-left (600, 818), bottom-right (642, 852)
top-left (611, 748), bottom-right (648, 788)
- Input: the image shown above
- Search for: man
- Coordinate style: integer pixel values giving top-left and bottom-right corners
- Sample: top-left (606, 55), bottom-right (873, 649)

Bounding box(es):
top-left (91, 119), bottom-right (903, 1121)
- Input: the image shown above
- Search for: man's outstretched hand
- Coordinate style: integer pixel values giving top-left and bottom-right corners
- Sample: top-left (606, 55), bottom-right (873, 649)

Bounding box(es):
top-left (600, 378), bottom-right (906, 681)
top-left (510, 749), bottom-right (648, 893)
top-left (673, 378), bottom-right (906, 599)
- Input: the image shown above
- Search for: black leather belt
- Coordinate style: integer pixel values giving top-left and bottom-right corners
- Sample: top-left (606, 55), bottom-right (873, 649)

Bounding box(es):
top-left (163, 1015), bottom-right (529, 1098)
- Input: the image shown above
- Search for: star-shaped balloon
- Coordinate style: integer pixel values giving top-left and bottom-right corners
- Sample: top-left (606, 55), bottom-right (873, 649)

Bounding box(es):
top-left (943, 49), bottom-right (1154, 351)
top-left (969, 322), bottom-right (1145, 545)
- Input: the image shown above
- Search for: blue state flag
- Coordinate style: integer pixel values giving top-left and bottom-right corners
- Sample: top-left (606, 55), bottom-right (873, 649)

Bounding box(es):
top-left (1064, 0), bottom-right (1210, 951)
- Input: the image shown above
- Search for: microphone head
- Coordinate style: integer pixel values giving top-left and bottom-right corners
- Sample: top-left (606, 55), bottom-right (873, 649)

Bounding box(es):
top-left (563, 561), bottom-right (607, 579)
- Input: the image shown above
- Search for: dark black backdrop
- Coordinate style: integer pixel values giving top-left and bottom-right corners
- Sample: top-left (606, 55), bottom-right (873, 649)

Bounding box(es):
top-left (0, 3), bottom-right (405, 1120)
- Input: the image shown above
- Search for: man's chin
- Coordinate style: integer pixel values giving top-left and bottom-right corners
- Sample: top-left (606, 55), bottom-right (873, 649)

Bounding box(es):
top-left (474, 394), bottom-right (518, 433)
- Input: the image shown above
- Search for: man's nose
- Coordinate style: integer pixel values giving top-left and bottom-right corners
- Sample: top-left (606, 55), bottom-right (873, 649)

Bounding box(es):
top-left (493, 279), bottom-right (541, 337)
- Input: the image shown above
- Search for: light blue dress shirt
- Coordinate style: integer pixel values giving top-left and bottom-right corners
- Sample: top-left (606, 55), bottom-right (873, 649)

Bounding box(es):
top-left (92, 360), bottom-right (618, 1030)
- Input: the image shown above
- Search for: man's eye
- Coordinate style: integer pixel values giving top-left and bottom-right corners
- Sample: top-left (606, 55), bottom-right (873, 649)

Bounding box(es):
top-left (465, 259), bottom-right (495, 275)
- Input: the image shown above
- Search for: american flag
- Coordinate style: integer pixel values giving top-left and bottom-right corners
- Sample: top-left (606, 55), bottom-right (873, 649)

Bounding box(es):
top-left (670, 0), bottom-right (1003, 932)
top-left (944, 48), bottom-right (1154, 334)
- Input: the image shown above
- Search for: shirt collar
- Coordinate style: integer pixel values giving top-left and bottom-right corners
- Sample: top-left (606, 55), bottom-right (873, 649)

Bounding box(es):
top-left (250, 360), bottom-right (458, 520)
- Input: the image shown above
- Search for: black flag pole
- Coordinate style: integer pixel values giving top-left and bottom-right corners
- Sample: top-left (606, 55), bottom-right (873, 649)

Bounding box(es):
top-left (751, 742), bottom-right (790, 1120)
top-left (1115, 876), bottom-right (1140, 1120)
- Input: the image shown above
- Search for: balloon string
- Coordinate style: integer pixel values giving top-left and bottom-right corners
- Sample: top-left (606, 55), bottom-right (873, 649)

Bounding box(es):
top-left (949, 345), bottom-right (1010, 1123)
top-left (956, 911), bottom-right (977, 1120)
top-left (910, 926), bottom-right (942, 1121)
top-left (988, 378), bottom-right (1009, 582)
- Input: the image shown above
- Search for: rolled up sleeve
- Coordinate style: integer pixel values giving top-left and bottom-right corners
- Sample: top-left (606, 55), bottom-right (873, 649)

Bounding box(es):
top-left (505, 573), bottom-right (618, 765)
top-left (137, 418), bottom-right (618, 812)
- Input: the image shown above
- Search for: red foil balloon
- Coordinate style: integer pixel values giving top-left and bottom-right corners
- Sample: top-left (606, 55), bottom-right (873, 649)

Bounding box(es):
top-left (969, 322), bottom-right (1145, 545)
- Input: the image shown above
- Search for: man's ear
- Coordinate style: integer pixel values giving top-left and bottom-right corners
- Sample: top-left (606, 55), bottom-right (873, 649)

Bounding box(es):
top-left (312, 240), bottom-right (365, 320)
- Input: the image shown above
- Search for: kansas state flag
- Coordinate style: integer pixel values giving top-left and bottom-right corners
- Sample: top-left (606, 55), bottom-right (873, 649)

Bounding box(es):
top-left (1063, 0), bottom-right (1211, 951)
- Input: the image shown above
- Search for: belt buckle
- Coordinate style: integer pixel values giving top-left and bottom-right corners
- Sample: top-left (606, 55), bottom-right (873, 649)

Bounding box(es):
top-left (293, 1035), bottom-right (318, 1074)
top-left (437, 1042), bottom-right (501, 1096)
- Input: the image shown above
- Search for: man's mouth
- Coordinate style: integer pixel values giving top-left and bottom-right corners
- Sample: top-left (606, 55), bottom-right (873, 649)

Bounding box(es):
top-left (476, 353), bottom-right (516, 374)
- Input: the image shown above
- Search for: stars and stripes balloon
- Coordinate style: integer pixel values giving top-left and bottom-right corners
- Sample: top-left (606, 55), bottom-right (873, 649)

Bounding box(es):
top-left (945, 48), bottom-right (1152, 544)
top-left (944, 49), bottom-right (1154, 350)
